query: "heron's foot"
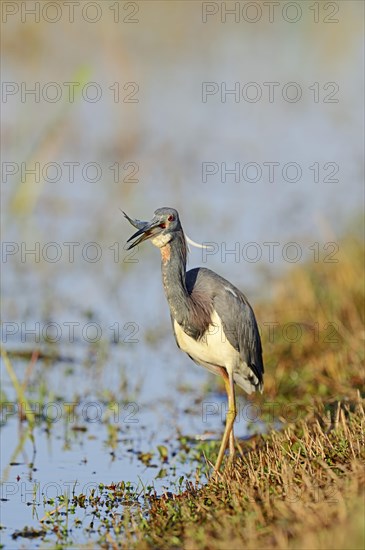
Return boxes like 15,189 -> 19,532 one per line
226,453 -> 235,468
213,443 -> 234,472
212,435 -> 243,473
229,431 -> 235,457
235,437 -> 244,459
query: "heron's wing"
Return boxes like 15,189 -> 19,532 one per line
212,282 -> 264,387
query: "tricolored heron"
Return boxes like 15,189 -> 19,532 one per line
125,207 -> 264,471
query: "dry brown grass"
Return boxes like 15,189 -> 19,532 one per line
128,399 -> 364,550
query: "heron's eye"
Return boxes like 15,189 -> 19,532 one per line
168,214 -> 174,221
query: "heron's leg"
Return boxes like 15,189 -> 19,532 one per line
222,376 -> 235,457
215,371 -> 236,471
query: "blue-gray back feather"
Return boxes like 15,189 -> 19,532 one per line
184,267 -> 264,386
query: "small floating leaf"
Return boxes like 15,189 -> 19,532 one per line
137,452 -> 153,466
155,468 -> 168,479
157,445 -> 169,462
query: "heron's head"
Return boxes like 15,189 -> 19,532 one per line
125,207 -> 182,250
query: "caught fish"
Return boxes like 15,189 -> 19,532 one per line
121,210 -> 148,230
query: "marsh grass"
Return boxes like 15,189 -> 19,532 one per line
132,402 -> 364,550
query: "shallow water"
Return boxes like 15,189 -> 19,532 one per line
1,343 -> 267,545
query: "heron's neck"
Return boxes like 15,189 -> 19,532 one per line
160,232 -> 190,325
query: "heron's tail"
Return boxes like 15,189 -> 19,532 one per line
234,371 -> 263,394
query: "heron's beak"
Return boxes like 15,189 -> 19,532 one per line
126,217 -> 163,250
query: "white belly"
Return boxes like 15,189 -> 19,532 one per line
173,310 -> 239,371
